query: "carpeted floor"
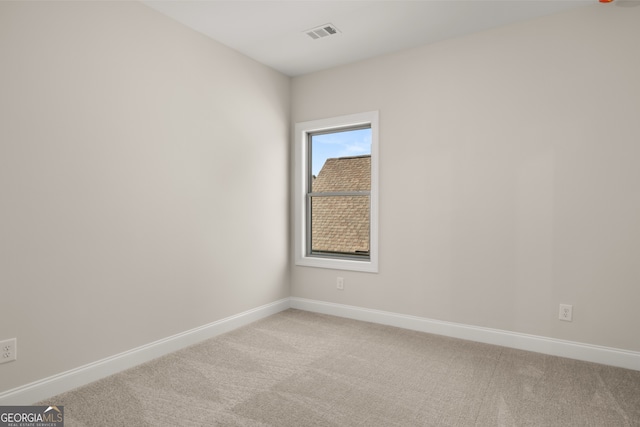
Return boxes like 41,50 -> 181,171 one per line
37,309 -> 640,426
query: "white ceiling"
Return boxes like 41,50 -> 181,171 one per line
142,0 -> 594,76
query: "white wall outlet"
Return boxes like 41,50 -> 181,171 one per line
559,304 -> 573,322
336,277 -> 344,290
0,338 -> 17,364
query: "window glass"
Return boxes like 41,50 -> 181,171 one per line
308,127 -> 371,258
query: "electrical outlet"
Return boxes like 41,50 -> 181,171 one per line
0,338 -> 17,364
336,277 -> 344,290
559,304 -> 573,322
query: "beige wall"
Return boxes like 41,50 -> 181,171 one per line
0,1 -> 290,393
291,5 -> 640,352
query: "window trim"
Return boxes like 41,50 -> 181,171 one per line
294,111 -> 379,273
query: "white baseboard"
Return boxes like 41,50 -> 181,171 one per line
3,296 -> 637,405
0,298 -> 290,406
290,297 -> 640,372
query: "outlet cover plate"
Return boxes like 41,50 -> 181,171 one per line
559,304 -> 573,321
0,338 -> 17,364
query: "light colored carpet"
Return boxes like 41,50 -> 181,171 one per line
37,309 -> 640,426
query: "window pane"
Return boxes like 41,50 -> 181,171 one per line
310,127 -> 371,187
311,195 -> 370,256
309,127 -> 372,257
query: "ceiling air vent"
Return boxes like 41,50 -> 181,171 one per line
305,24 -> 340,40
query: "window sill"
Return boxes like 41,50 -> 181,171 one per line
295,255 -> 378,273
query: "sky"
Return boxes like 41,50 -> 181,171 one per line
311,128 -> 371,176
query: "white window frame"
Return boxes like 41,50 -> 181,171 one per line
294,111 -> 379,273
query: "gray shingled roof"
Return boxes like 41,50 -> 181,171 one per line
311,155 -> 370,255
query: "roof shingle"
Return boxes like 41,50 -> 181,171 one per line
311,155 -> 370,255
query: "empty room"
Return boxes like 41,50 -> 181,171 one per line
1,0 -> 639,425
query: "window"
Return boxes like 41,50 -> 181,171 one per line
294,111 -> 378,272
